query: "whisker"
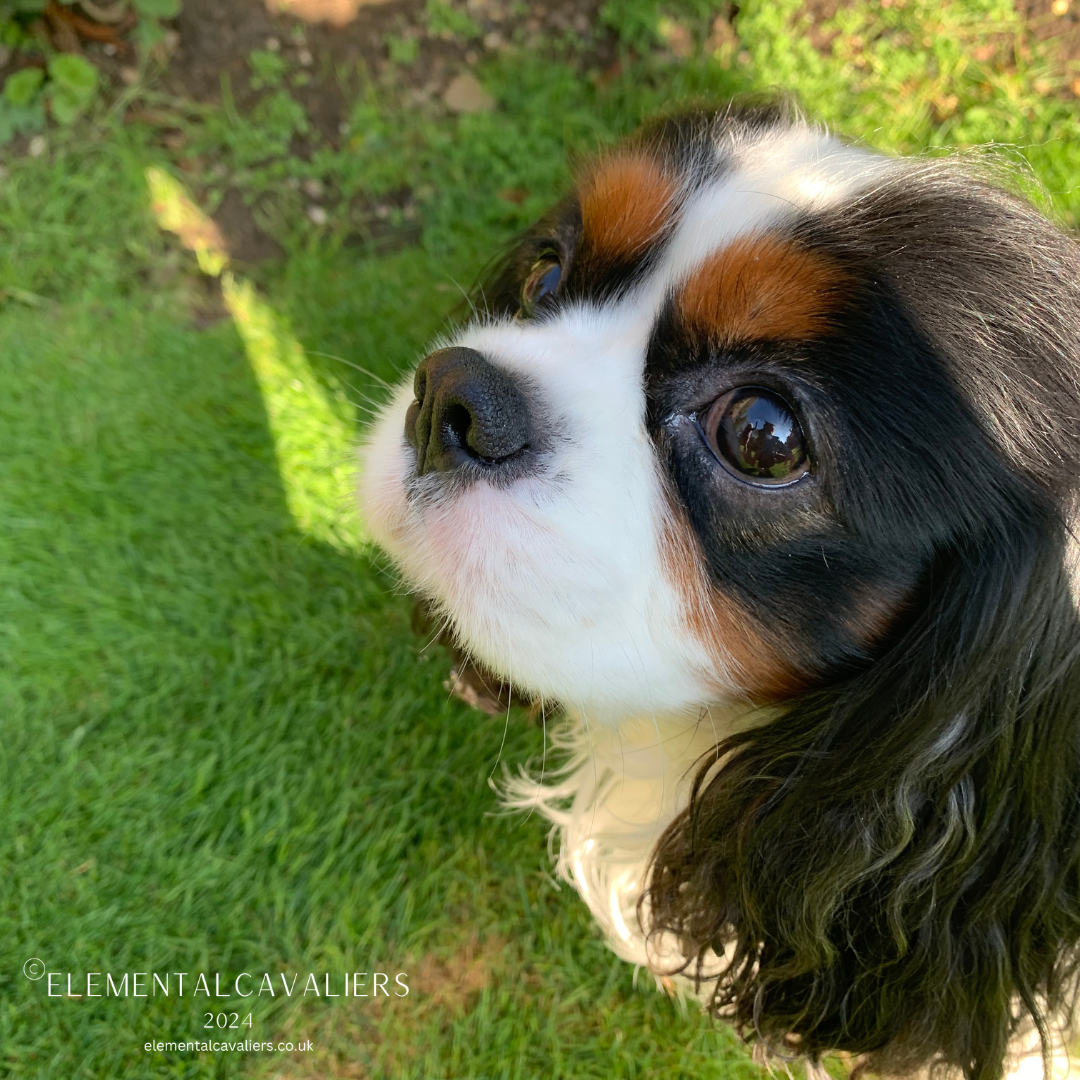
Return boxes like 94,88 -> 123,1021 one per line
307,350 -> 396,389
489,659 -> 514,781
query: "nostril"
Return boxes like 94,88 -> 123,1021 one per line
442,402 -> 529,465
442,403 -> 472,453
404,398 -> 422,452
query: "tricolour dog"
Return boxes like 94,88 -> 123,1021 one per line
360,101 -> 1080,1080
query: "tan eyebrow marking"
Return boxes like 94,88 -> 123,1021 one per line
677,235 -> 852,345
577,154 -> 678,262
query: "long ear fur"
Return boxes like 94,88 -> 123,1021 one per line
646,487 -> 1080,1080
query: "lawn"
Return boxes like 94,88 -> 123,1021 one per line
0,0 -> 1078,1076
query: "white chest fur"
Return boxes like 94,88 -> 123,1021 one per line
503,706 -> 754,974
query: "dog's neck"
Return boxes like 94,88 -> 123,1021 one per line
504,701 -> 757,971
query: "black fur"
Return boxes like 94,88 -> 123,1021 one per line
477,100 -> 801,318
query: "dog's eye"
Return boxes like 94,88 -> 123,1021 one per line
518,254 -> 562,317
702,387 -> 809,486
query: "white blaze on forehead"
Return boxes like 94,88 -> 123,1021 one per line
358,122 -> 896,719
659,126 -> 899,296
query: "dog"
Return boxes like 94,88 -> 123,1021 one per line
358,101 -> 1080,1080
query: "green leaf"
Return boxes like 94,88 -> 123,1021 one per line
47,54 -> 98,96
134,17 -> 165,48
0,99 -> 45,142
45,55 -> 98,124
2,67 -> 43,108
130,0 -> 181,16
386,34 -> 419,65
248,48 -> 287,90
424,0 -> 481,40
48,84 -> 86,125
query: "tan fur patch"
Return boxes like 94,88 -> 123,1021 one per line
660,496 -> 805,702
578,154 -> 677,261
678,235 -> 851,345
846,582 -> 910,650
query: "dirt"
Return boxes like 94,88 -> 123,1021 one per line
265,935 -> 527,1079
798,0 -> 1080,73
161,0 -> 1080,265
169,0 -> 614,141
6,0 -> 1078,266
12,0 -> 1080,139
1017,0 -> 1080,73
159,0 -> 619,261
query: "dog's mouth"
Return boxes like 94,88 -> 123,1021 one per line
359,319 -> 734,719
411,599 -> 536,716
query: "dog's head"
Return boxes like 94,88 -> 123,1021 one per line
360,102 -> 1080,1079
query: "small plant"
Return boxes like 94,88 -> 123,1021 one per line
385,33 -> 419,65
424,0 -> 481,41
0,0 -> 182,141
0,51 -> 98,135
598,0 -> 719,51
46,53 -> 98,123
248,48 -> 287,90
0,65 -> 45,140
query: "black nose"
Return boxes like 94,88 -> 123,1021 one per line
405,347 -> 530,476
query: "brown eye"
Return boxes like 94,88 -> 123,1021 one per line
702,387 -> 809,486
518,254 -> 562,317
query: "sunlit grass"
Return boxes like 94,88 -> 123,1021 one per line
223,274 -> 362,551
736,0 -> 1080,222
147,165 -> 362,552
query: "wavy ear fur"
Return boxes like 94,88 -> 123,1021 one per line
647,490 -> 1080,1080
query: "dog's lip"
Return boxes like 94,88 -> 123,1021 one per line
401,445 -> 546,500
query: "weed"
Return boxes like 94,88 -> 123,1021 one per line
424,0 -> 482,42
385,33 -> 420,66
249,48 -> 289,91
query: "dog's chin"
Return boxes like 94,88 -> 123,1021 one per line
359,386 -> 734,722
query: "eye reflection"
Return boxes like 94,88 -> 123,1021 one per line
703,387 -> 808,486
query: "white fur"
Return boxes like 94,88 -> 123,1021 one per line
359,122 -> 894,720
502,704 -> 762,975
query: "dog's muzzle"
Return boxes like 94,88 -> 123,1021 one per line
405,347 -> 531,477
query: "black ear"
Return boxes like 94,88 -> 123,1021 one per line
646,486 -> 1080,1080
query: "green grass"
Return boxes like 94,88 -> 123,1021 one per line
0,0 -> 1078,1076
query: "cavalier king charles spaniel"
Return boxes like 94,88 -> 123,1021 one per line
359,101 -> 1080,1080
